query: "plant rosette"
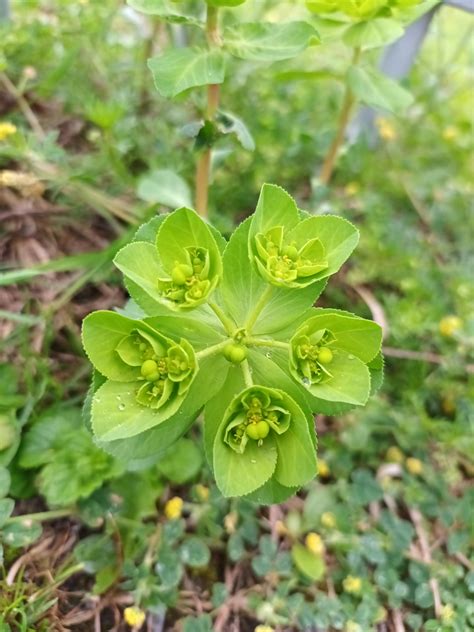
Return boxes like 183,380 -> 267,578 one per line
213,386 -> 316,497
82,311 -> 198,441
82,184 -> 383,501
289,311 -> 382,408
113,207 -> 223,311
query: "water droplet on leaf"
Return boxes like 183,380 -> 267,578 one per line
118,403 -> 126,411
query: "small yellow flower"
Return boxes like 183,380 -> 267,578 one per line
318,459 -> 330,478
406,457 -> 423,475
441,603 -> 455,623
164,496 -> 183,520
344,181 -> 360,197
321,511 -> 337,529
439,315 -> 462,337
345,622 -> 362,632
254,626 -> 274,632
442,126 -> 458,141
0,122 -> 17,141
343,575 -> 362,594
124,606 -> 146,628
224,510 -> 238,534
195,484 -> 209,502
376,117 -> 397,141
275,519 -> 289,537
305,532 -> 325,556
375,606 -> 387,623
386,446 -> 404,464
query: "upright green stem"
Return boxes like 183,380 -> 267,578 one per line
6,508 -> 74,523
319,47 -> 361,186
245,285 -> 273,332
245,337 -> 289,350
208,300 -> 236,336
241,360 -> 253,388
196,339 -> 229,360
195,5 -> 220,218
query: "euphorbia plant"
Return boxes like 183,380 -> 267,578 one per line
82,184 -> 383,503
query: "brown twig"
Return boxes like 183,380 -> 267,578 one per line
383,345 -> 474,373
354,284 -> 389,339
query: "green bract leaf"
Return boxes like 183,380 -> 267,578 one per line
148,48 -> 225,98
343,18 -> 404,49
292,542 -> 326,581
224,22 -> 319,62
249,185 -> 358,289
289,313 -> 376,405
348,66 -> 414,114
213,385 -> 316,497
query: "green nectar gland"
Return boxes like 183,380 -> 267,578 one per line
318,347 -> 333,364
223,342 -> 248,364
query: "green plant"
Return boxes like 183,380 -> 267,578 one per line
82,184 -> 383,501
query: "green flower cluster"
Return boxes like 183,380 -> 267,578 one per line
307,0 -> 421,19
158,246 -> 216,309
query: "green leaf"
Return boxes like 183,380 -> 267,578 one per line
0,497 -> 14,527
305,350 -> 371,406
145,314 -> 225,349
114,242 -> 167,311
213,427 -> 277,497
92,379 -> 184,441
302,310 -> 382,363
348,66 -> 414,114
224,22 -> 319,62
204,364 -> 240,466
137,169 -> 192,208
0,467 -> 10,498
216,111 -> 255,151
249,184 -> 300,244
2,520 -> 42,548
133,215 -> 166,243
286,215 -> 359,281
180,537 -> 211,568
127,0 -> 202,24
343,18 -> 404,49
292,542 -> 326,581
157,438 -> 203,484
156,207 -> 223,278
244,478 -> 298,505
148,48 -> 225,98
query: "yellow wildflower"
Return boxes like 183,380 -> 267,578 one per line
0,122 -> 17,141
195,484 -> 209,502
124,606 -> 146,628
375,606 -> 387,623
321,511 -> 337,529
441,604 -> 455,623
164,496 -> 183,520
345,622 -> 362,632
386,446 -> 404,464
442,126 -> 458,141
318,459 -> 330,478
343,575 -> 362,594
344,181 -> 360,197
406,457 -> 423,475
255,626 -> 274,632
275,520 -> 288,537
305,532 -> 325,556
224,510 -> 238,534
439,315 -> 462,337
376,117 -> 397,141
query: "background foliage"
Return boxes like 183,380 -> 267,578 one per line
0,1 -> 472,631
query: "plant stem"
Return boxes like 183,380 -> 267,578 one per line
241,360 -> 253,388
196,339 -> 229,359
6,508 -> 74,524
208,300 -> 236,336
195,5 -> 220,218
0,71 -> 45,139
245,285 -> 273,332
244,337 -> 289,350
319,47 -> 361,186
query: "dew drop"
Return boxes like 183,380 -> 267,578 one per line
118,403 -> 126,411
251,459 -> 257,464
95,398 -> 101,404
302,377 -> 311,388
348,354 -> 355,360
116,395 -> 122,401
265,352 -> 272,358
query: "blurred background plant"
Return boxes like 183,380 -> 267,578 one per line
0,0 -> 472,630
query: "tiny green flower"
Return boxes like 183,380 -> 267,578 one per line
223,387 -> 291,454
253,225 -> 328,288
158,246 -> 215,309
290,327 -> 336,387
223,342 -> 248,364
